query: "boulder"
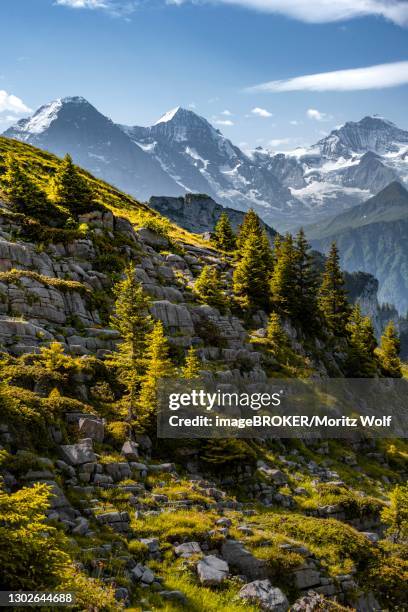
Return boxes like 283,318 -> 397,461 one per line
238,580 -> 289,612
197,555 -> 229,586
221,540 -> 268,580
121,440 -> 139,461
78,417 -> 104,442
59,439 -> 96,466
174,542 -> 201,557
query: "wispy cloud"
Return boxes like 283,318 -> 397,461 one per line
214,119 -> 234,126
251,107 -> 273,117
221,109 -> 233,116
55,0 -> 137,17
0,90 -> 31,114
167,0 -> 408,26
307,108 -> 330,121
246,61 -> 408,93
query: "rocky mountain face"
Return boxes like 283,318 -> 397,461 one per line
3,97 -> 183,201
0,138 -> 407,611
6,99 -> 407,232
308,182 -> 408,315
148,192 -> 277,240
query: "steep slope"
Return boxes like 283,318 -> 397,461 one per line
148,192 -> 277,240
3,96 -> 183,201
122,106 -> 297,222
0,138 -> 407,611
308,182 -> 408,313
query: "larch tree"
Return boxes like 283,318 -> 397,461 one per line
52,154 -> 94,214
108,264 -> 151,418
346,303 -> 377,376
212,212 -> 236,251
376,320 -> 402,378
318,242 -> 350,335
233,230 -> 272,311
3,154 -> 50,217
182,346 -> 201,379
193,265 -> 228,313
270,233 -> 296,318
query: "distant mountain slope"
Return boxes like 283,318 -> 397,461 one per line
308,182 -> 408,313
4,100 -> 408,230
3,97 -> 183,201
148,193 -> 277,241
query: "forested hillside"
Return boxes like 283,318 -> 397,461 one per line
0,137 -> 407,611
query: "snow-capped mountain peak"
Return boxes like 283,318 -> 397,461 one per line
154,106 -> 182,125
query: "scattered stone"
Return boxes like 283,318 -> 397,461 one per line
197,555 -> 229,586
221,540 -> 268,580
121,440 -> 139,461
174,542 -> 201,557
78,417 -> 104,443
59,439 -> 96,466
238,579 -> 289,611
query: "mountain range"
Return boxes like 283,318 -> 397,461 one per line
4,97 -> 408,231
307,181 -> 408,314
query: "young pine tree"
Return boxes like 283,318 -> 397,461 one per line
293,228 -> 318,326
346,304 -> 377,376
52,154 -> 95,214
236,208 -> 263,251
2,154 -> 50,217
108,265 -> 151,417
193,265 -> 228,313
318,242 -> 350,335
270,233 -> 297,318
212,212 -> 236,252
233,230 -> 272,311
137,320 -> 174,432
182,346 -> 201,379
376,321 -> 402,378
266,312 -> 290,360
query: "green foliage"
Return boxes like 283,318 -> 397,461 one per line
346,304 -> 378,376
182,346 -> 201,378
0,269 -> 88,295
200,439 -> 257,467
107,264 -> 152,417
0,483 -> 70,589
1,153 -> 58,221
193,265 -> 228,313
51,153 -> 96,215
293,228 -> 319,326
381,483 -> 408,542
233,230 -> 272,311
318,242 -> 350,335
212,212 -> 236,251
376,321 -> 402,377
266,312 -> 290,360
270,233 -> 296,318
236,208 -> 262,250
137,320 -> 174,432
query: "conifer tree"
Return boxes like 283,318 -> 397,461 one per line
3,154 -> 50,217
137,320 -> 174,431
376,321 -> 402,378
270,233 -> 296,318
193,265 -> 228,313
182,346 -> 201,379
293,228 -> 318,325
108,265 -> 151,416
233,230 -> 272,311
212,212 -> 236,251
236,208 -> 263,250
318,242 -> 350,335
52,154 -> 94,214
346,304 -> 377,376
266,312 -> 290,360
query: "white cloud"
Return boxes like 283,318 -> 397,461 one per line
214,119 -> 234,126
269,137 -> 292,147
167,0 -> 408,26
307,108 -> 329,121
55,0 -> 137,16
0,90 -> 31,114
221,109 -> 233,115
246,61 -> 408,93
251,107 -> 273,117
290,119 -> 300,125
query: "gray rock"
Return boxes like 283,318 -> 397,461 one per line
78,417 -> 104,442
59,440 -> 96,466
238,580 -> 289,611
174,541 -> 201,557
121,440 -> 139,461
159,590 -> 187,604
221,540 -> 268,580
197,555 -> 229,586
292,567 -> 321,590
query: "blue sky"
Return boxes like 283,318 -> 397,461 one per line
1,0 -> 407,150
